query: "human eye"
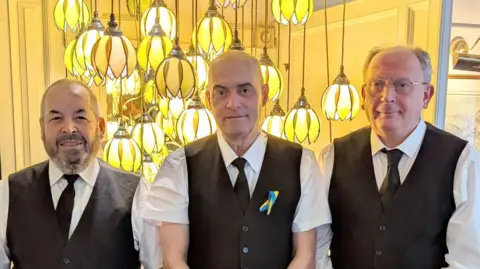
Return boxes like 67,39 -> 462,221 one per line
394,81 -> 412,93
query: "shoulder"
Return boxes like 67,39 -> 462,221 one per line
425,122 -> 468,146
98,159 -> 141,193
8,161 -> 49,182
334,126 -> 371,145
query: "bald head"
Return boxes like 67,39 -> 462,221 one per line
208,50 -> 263,92
363,46 -> 432,83
41,79 -> 100,119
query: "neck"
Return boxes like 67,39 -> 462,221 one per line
223,129 -> 261,157
376,121 -> 419,148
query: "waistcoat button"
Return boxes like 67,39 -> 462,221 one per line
242,247 -> 249,254
62,258 -> 70,264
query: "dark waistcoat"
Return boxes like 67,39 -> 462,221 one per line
185,134 -> 303,269
7,160 -> 141,269
329,123 -> 467,269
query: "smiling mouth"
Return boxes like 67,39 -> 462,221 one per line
59,141 -> 83,147
226,116 -> 246,119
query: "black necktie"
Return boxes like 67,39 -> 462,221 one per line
56,174 -> 79,243
231,158 -> 250,213
380,149 -> 403,209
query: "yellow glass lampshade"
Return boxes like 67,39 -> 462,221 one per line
261,101 -> 286,139
259,49 -> 284,102
141,1 -> 176,39
64,38 -> 84,77
141,154 -> 159,183
176,95 -> 217,145
186,46 -> 210,91
54,0 -> 90,32
144,78 -> 159,105
155,46 -> 197,100
105,69 -> 141,96
75,12 -> 105,86
321,67 -> 361,121
193,6 -> 233,60
284,93 -> 320,144
103,123 -> 142,172
271,0 -> 314,25
159,97 -> 185,119
138,24 -> 173,73
155,110 -> 175,138
131,114 -> 166,155
127,0 -> 151,17
92,15 -> 137,80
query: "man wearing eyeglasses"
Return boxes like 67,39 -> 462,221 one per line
318,46 -> 480,269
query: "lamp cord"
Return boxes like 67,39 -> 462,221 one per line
325,0 -> 333,142
301,23 -> 306,95
341,0 -> 346,67
263,0 -> 267,50
286,24 -> 291,111
250,0 -> 254,54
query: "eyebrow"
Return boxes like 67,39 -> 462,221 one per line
47,108 -> 86,116
213,83 -> 255,89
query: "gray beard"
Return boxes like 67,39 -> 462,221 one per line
45,130 -> 101,175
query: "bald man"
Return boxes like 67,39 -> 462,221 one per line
140,50 -> 332,269
318,46 -> 480,269
0,79 -> 161,269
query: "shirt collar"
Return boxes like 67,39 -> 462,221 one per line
370,119 -> 426,157
217,131 -> 267,173
49,158 -> 100,187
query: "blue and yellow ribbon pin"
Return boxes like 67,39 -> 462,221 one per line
259,191 -> 279,215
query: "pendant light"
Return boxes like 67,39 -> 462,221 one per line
259,0 -> 283,101
54,0 -> 90,33
186,0 -> 210,92
75,0 -> 105,86
194,0 -> 233,60
271,0 -> 314,25
262,23 -> 286,138
284,23 -> 320,144
103,122 -> 142,172
137,0 -> 174,73
127,0 -> 150,18
92,0 -> 137,80
155,0 -> 197,102
229,0 -> 244,50
140,0 -> 176,39
321,0 -> 360,121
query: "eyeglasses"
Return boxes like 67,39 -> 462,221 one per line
365,79 -> 429,95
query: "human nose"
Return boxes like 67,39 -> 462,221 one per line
226,91 -> 241,109
61,118 -> 78,134
380,82 -> 396,103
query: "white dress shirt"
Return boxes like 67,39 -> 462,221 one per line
318,119 -> 480,269
141,132 -> 333,268
0,158 -> 162,269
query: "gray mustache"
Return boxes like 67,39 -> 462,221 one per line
56,133 -> 86,145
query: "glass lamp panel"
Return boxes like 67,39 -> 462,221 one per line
180,60 -> 196,99
284,109 -> 297,142
307,109 -> 320,143
280,0 -> 295,23
294,109 -> 309,143
93,36 -> 110,77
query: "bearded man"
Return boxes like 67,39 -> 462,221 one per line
0,79 -> 160,269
